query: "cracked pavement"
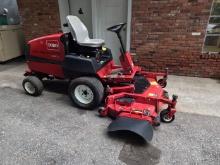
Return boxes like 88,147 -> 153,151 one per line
0,58 -> 219,165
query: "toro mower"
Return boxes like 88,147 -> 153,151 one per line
22,16 -> 178,142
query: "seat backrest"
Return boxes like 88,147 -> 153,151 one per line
66,16 -> 89,43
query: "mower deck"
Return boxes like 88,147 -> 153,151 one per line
99,76 -> 177,142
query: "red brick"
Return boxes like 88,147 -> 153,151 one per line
17,0 -> 61,41
131,0 -> 220,78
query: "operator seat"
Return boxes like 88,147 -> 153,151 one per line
66,16 -> 105,47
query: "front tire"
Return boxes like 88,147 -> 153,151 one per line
68,77 -> 104,109
22,76 -> 44,96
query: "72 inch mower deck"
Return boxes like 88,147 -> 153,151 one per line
22,16 -> 178,142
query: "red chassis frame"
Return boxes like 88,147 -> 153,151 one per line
97,52 -> 168,84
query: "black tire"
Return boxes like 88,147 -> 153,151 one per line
68,77 -> 104,109
22,76 -> 44,96
160,109 -> 175,123
158,79 -> 167,88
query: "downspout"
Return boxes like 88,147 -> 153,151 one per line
68,0 -> 71,14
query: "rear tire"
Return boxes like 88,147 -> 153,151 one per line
68,77 -> 104,109
22,76 -> 44,96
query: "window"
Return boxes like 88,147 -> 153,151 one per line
203,0 -> 220,53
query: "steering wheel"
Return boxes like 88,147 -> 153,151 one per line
107,23 -> 127,34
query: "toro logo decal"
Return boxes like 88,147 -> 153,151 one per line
46,40 -> 59,50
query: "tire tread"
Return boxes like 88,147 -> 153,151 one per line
68,77 -> 104,109
22,76 -> 43,96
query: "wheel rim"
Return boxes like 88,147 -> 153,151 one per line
74,85 -> 94,105
163,114 -> 172,122
24,82 -> 36,94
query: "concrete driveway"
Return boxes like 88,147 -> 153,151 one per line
0,58 -> 219,165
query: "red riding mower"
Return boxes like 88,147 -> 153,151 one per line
22,16 -> 178,142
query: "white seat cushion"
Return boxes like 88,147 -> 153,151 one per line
67,16 -> 105,47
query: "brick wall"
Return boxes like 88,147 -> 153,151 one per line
17,0 -> 61,41
17,0 -> 220,78
131,0 -> 220,78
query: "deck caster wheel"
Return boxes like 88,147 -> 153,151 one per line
68,77 -> 104,109
22,76 -> 44,96
158,79 -> 167,88
160,109 -> 175,123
